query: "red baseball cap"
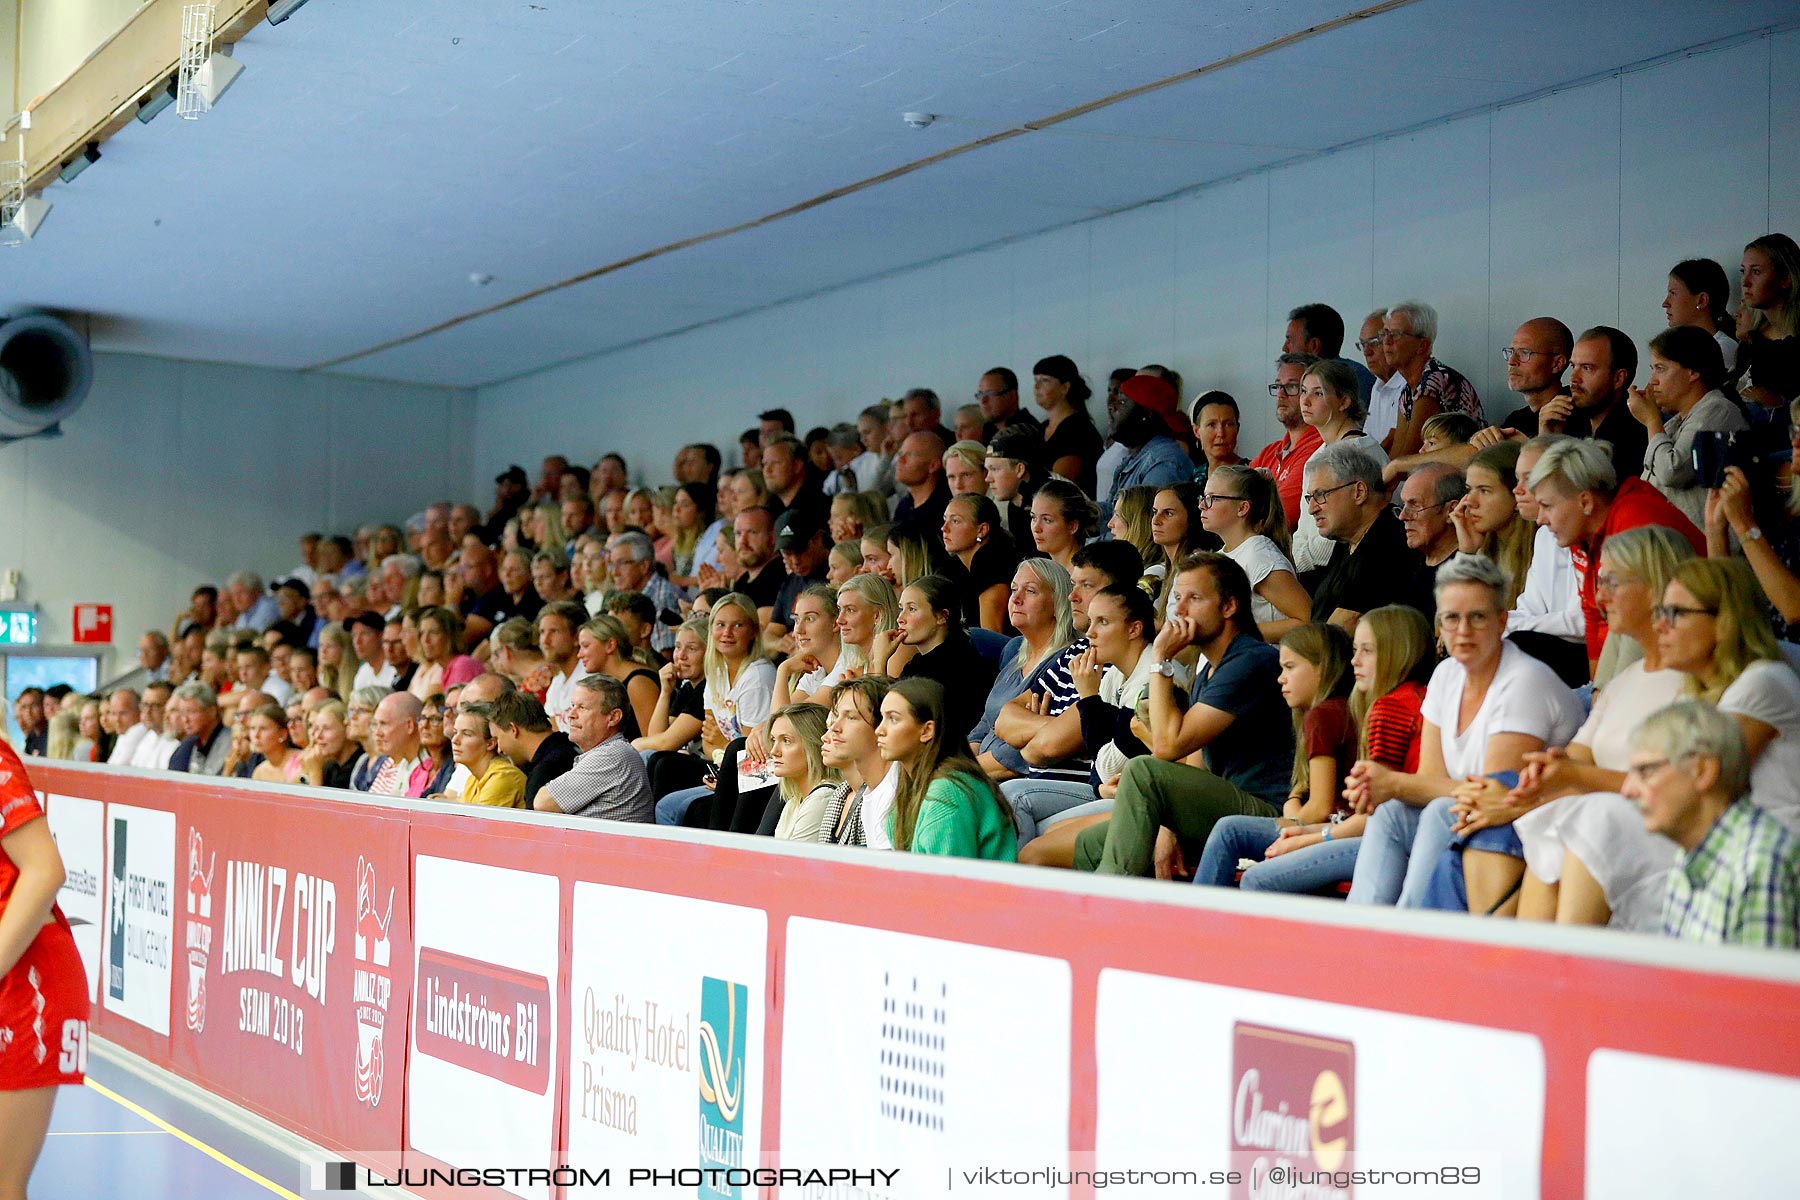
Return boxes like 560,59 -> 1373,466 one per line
1119,374 -> 1188,436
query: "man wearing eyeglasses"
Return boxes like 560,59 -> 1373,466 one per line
1480,318 -> 1575,443
974,368 -> 1040,441
1248,353 -> 1323,528
1625,700 -> 1800,948
1304,440 -> 1434,629
1397,465 -> 1467,577
1384,300 -> 1483,461
1358,310 -> 1405,450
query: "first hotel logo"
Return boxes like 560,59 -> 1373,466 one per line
1229,1022 -> 1355,1199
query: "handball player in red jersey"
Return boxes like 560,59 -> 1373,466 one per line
0,739 -> 88,1200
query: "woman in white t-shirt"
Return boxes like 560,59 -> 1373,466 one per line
1199,465 -> 1311,641
773,585 -> 848,708
1507,527 -> 1695,929
1658,557 -> 1800,835
1289,360 -> 1389,577
1344,555 -> 1585,911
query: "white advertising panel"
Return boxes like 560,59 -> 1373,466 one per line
1095,971 -> 1543,1199
43,793 -> 104,1003
564,884 -> 767,1199
780,918 -> 1071,1199
1587,1049 -> 1800,1199
408,856 -> 560,1200
101,803 -> 175,1035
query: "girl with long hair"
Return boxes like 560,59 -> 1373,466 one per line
859,523 -> 897,584
1448,442 -> 1534,610
1105,486 -> 1161,580
316,622 -> 360,699
766,703 -> 843,841
1033,354 -> 1103,495
876,678 -> 1017,859
1193,623 -> 1356,888
774,585 -> 846,707
1664,257 -> 1738,372
942,493 -> 1017,633
577,614 -> 661,738
834,573 -> 899,673
1735,232 -> 1800,412
872,574 -> 996,744
299,699 -> 364,789
634,617 -> 710,755
669,482 -> 716,589
1197,467 -> 1308,639
887,521 -> 956,589
1029,479 -> 1099,572
248,703 -> 304,783
0,743 -> 90,1196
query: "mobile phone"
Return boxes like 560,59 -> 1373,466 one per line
1692,430 -> 1763,488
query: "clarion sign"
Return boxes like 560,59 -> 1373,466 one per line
413,946 -> 552,1094
1229,1022 -> 1355,1200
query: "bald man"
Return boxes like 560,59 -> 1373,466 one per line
893,431 -> 951,531
366,692 -> 424,796
1470,316 -> 1576,450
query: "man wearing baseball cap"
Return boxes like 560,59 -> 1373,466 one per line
1103,373 -> 1194,515
767,506 -> 832,648
985,427 -> 1044,548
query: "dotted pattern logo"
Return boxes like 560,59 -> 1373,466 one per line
878,971 -> 945,1132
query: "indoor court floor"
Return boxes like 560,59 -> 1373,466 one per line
33,1043 -> 330,1200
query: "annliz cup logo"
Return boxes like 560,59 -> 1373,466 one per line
352,856 -> 394,1107
1229,1022 -> 1356,1200
183,828 -> 216,1033
696,976 -> 747,1200
107,817 -> 128,1002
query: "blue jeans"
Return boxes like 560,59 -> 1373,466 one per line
1001,778 -> 1100,843
1347,796 -> 1457,906
1194,815 -> 1361,894
657,784 -> 711,826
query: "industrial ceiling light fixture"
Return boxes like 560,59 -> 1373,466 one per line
136,76 -> 179,124
58,143 -> 100,184
177,5 -> 243,119
9,195 -> 51,241
266,0 -> 313,24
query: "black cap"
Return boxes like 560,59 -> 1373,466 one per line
274,577 -> 310,598
495,464 -> 528,486
774,504 -> 827,552
986,427 -> 1044,468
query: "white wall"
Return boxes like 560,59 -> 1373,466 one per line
474,30 -> 1800,490
0,352 -> 473,676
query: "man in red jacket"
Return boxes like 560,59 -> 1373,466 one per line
1529,436 -> 1703,675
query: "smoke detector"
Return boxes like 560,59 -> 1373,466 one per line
902,112 -> 935,130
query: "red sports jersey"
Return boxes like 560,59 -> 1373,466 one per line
0,741 -> 89,1088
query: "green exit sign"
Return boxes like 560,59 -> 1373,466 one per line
0,611 -> 37,646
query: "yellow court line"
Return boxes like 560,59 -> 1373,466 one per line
82,1078 -> 305,1200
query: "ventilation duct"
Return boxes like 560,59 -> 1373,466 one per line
0,313 -> 93,439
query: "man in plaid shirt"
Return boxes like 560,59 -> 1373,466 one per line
1625,700 -> 1800,949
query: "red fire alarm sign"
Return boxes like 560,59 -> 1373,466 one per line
73,603 -> 113,643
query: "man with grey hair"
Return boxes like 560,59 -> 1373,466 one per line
380,554 -> 423,620
1359,309 -> 1406,449
228,570 -> 280,632
1528,437 -> 1701,670
138,630 -> 171,682
1624,700 -> 1800,947
1306,440 -> 1433,626
1249,352 -> 1323,528
1396,463 -> 1467,573
604,530 -> 681,652
1382,300 -> 1482,460
168,683 -> 230,775
535,675 -> 654,822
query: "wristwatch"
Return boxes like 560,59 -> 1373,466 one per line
1745,526 -> 1765,543
1154,659 -> 1181,679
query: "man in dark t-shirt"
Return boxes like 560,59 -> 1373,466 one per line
1306,442 -> 1434,626
730,506 -> 789,621
490,691 -> 580,810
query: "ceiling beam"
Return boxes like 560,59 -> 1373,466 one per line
15,0 -> 264,192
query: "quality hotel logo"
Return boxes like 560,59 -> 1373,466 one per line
1229,1022 -> 1355,1199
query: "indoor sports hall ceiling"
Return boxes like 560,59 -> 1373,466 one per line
4,0 -> 1795,387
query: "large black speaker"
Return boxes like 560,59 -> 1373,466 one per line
0,312 -> 92,439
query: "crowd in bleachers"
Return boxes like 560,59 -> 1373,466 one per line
20,233 -> 1800,948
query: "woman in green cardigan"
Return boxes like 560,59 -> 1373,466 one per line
875,678 -> 1018,861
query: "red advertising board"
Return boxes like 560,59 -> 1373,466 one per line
168,791 -> 411,1164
